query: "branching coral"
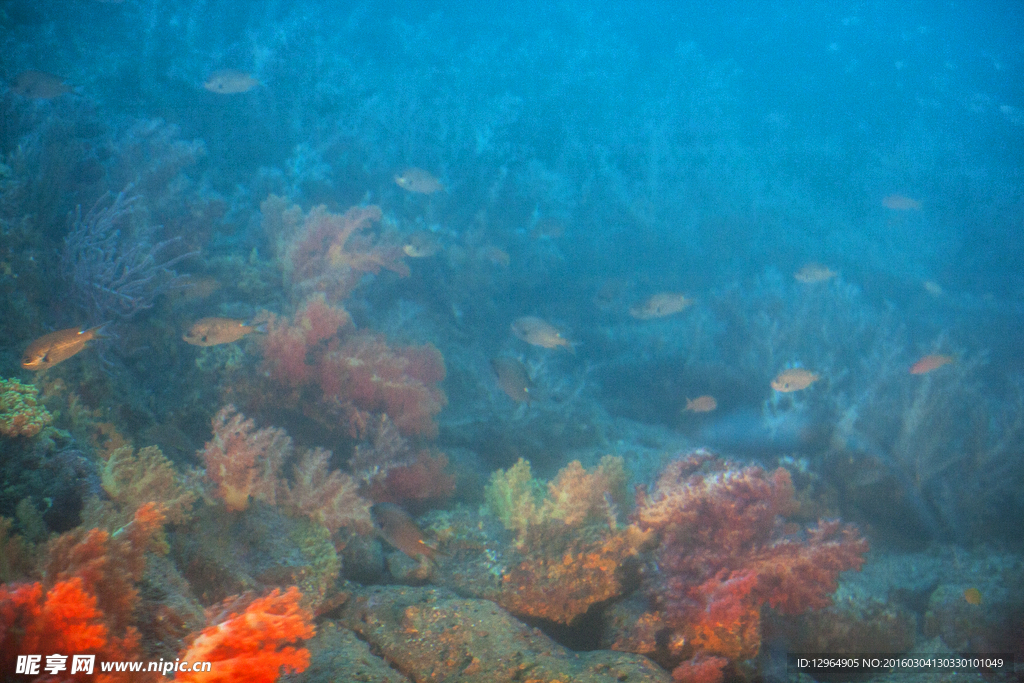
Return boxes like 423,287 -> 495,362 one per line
285,447 -> 373,535
482,456 -> 650,624
262,195 -> 408,303
260,299 -> 448,439
631,449 -> 868,678
176,586 -> 315,683
0,377 -> 53,438
199,405 -> 291,512
44,502 -> 168,632
62,188 -> 194,322
198,406 -> 374,539
0,578 -> 111,679
100,445 -> 196,523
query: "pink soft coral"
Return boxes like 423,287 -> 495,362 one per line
176,587 -> 315,683
199,405 -> 291,511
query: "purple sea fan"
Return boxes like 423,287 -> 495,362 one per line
61,188 -> 195,322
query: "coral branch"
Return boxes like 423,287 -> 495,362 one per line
177,586 -> 315,683
200,405 -> 291,511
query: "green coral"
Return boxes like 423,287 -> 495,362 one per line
484,456 -> 630,545
0,378 -> 53,438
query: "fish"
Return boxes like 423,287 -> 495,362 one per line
909,354 -> 953,375
771,368 -> 820,392
478,245 -> 510,267
629,293 -> 693,319
203,69 -> 260,94
394,168 -> 444,194
371,503 -> 438,561
11,70 -> 73,99
963,587 -> 982,605
530,217 -> 565,240
882,194 -> 922,211
22,325 -> 105,370
923,280 -> 944,297
794,263 -> 837,283
183,317 -> 261,346
511,316 -> 574,352
684,395 -> 717,413
402,232 -> 440,258
491,357 -> 532,403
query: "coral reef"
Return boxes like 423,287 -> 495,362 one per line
100,444 -> 196,523
443,456 -> 652,624
260,296 -> 447,439
176,586 -> 315,683
630,450 -> 868,679
62,189 -> 193,323
262,196 -> 408,303
0,578 -> 117,681
198,405 -> 373,536
0,377 -> 52,438
199,405 -> 292,512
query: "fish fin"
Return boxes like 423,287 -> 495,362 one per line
86,321 -> 114,337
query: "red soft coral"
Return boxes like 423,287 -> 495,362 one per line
177,586 -> 314,683
633,449 -> 868,666
318,332 -> 447,438
261,295 -> 353,387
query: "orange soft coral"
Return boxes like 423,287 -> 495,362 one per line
44,502 -> 168,632
177,587 -> 315,683
0,578 -> 106,668
200,405 -> 291,511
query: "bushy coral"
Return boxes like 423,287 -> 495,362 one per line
260,298 -> 447,439
631,449 -> 868,677
262,196 -> 408,303
44,502 -> 168,632
199,406 -> 374,538
285,447 -> 373,535
0,578 -> 110,679
0,377 -> 52,438
199,405 -> 291,512
176,586 -> 315,683
482,456 -> 651,624
100,445 -> 196,523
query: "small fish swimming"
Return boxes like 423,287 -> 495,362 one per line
478,245 -> 510,267
794,263 -> 837,283
882,194 -> 922,211
963,587 -> 982,605
684,395 -> 717,413
530,217 -> 565,240
403,232 -> 441,258
203,69 -> 260,94
909,354 -> 953,375
922,280 -> 944,297
771,368 -> 820,392
511,316 -> 574,352
491,356 -> 532,403
22,325 -> 104,370
183,317 -> 261,346
11,70 -> 73,99
394,168 -> 444,194
629,293 -> 693,319
371,503 -> 438,561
